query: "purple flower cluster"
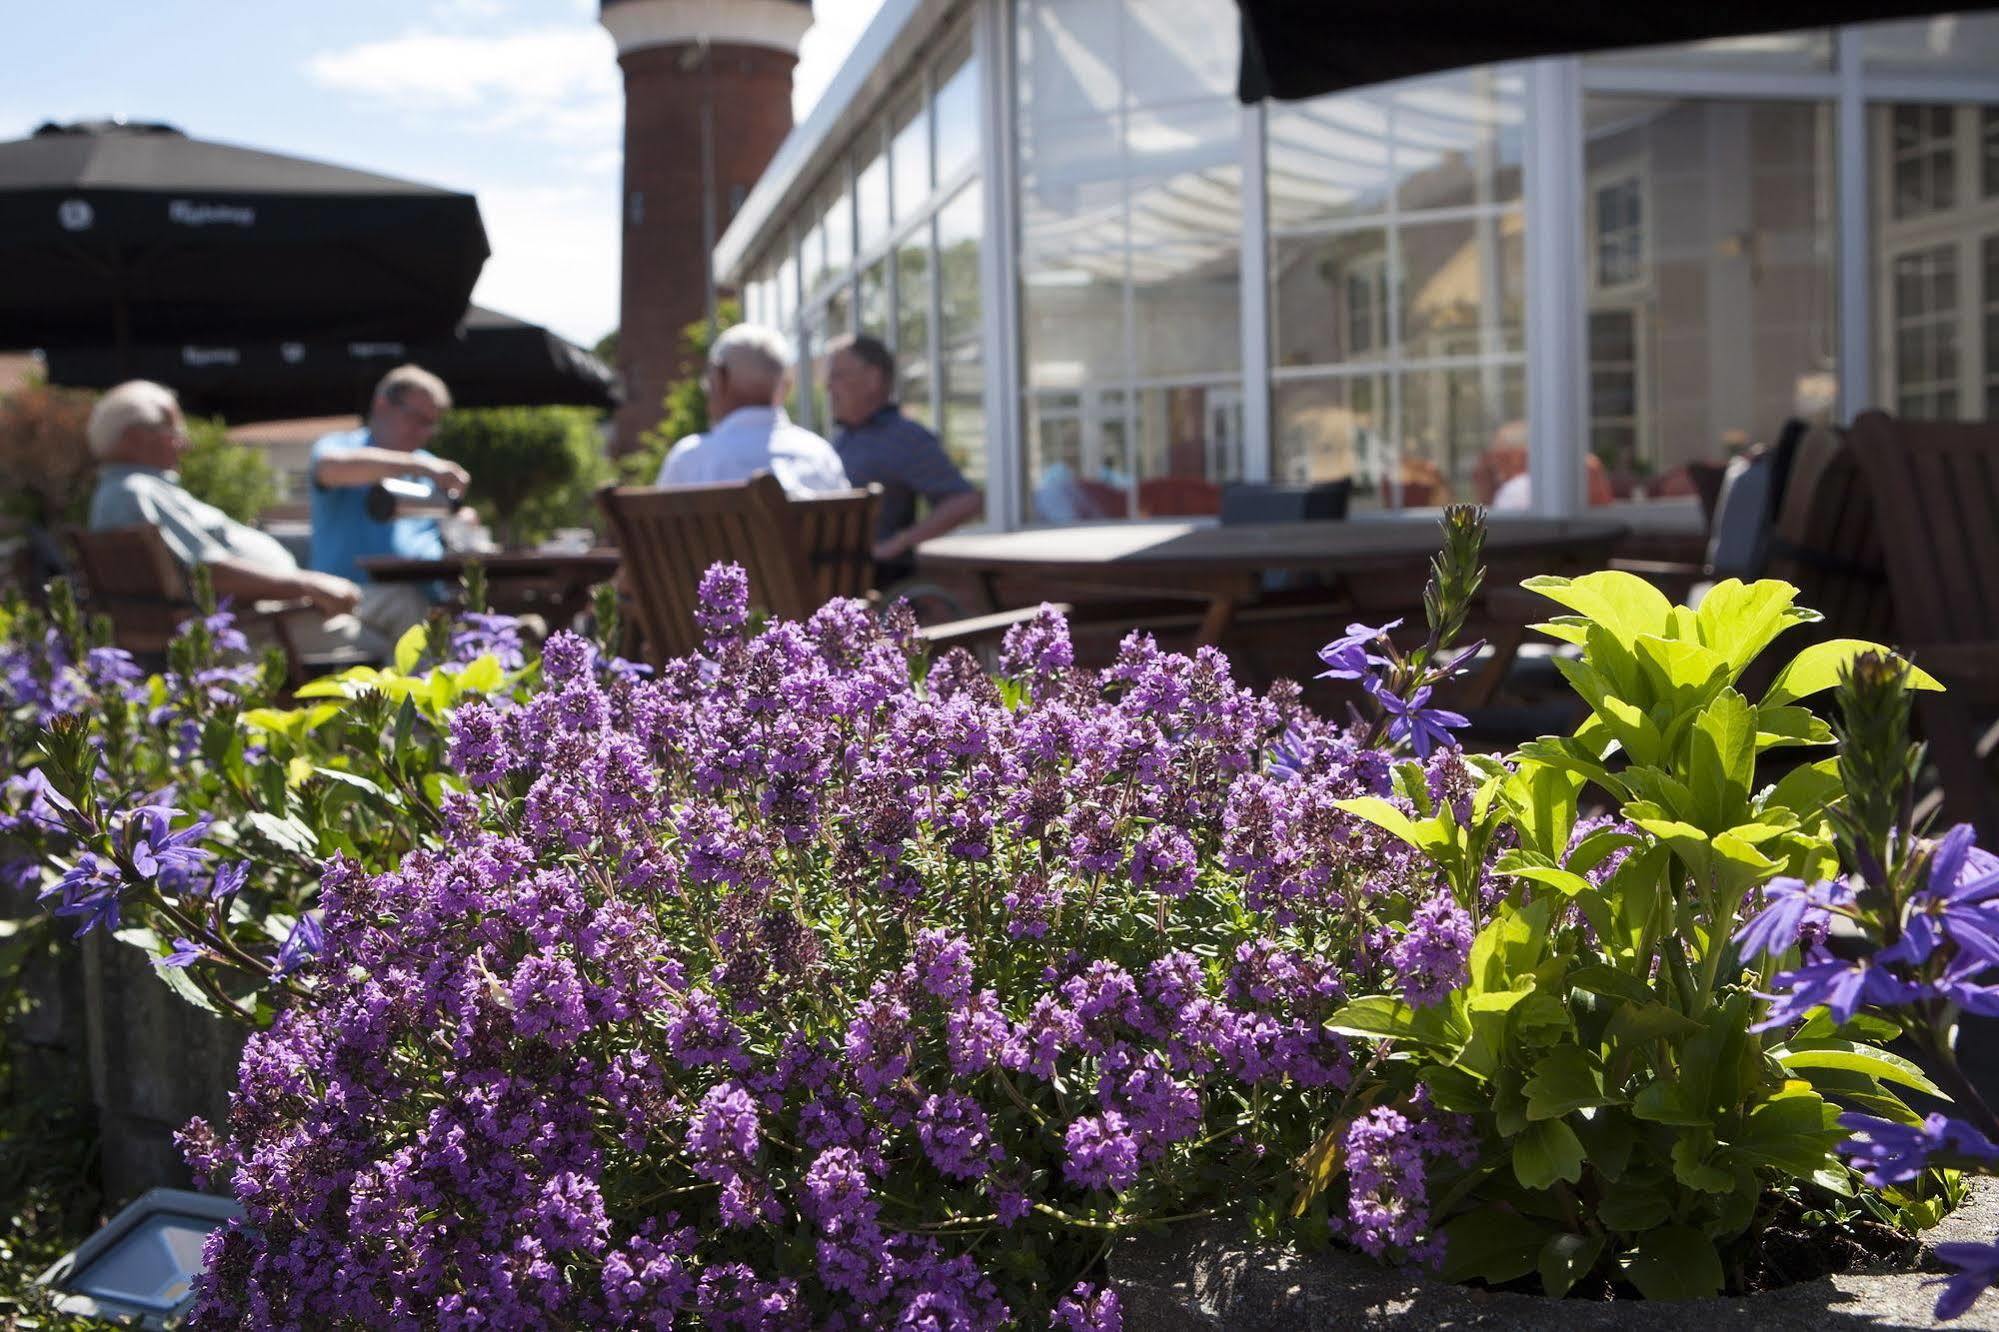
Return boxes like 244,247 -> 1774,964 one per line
182,571 -> 1491,1327
1332,1096 -> 1477,1268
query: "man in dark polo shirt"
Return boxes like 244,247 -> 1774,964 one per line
824,334 -> 983,581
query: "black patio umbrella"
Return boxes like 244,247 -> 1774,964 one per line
42,305 -> 621,422
1236,1 -> 1999,101
0,119 -> 488,350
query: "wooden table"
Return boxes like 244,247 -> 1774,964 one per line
359,549 -> 622,628
916,515 -> 1629,648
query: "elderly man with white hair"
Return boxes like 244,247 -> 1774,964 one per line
657,324 -> 849,495
85,380 -> 401,657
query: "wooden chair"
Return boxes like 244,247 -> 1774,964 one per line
1848,411 -> 1999,841
64,525 -> 368,684
598,473 -> 1054,668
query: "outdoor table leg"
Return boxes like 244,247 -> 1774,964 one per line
1195,595 -> 1239,648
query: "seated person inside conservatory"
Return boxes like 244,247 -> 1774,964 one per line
85,379 -> 401,659
656,323 -> 850,496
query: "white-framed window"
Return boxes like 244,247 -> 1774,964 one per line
1589,172 -> 1645,293
1891,104 -> 1957,220
1587,306 -> 1646,472
1875,102 -> 1999,420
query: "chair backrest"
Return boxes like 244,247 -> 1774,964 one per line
1704,448 -> 1776,577
1220,479 -> 1353,525
792,484 -> 883,606
598,472 -> 866,665
1848,410 -> 1999,646
67,524 -> 187,602
64,525 -> 194,654
1137,476 -> 1221,517
1762,424 -> 1893,646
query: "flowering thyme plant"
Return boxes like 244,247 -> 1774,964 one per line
176,531 -> 1506,1328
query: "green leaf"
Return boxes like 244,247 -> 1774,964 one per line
1763,758 -> 1844,824
244,810 -> 319,856
1693,579 -> 1815,676
1502,763 -> 1581,861
156,963 -> 220,1014
1419,1064 -> 1488,1114
1567,964 -> 1656,1006
1538,1231 -> 1606,1299
1632,1078 -> 1708,1128
1468,901 -> 1553,995
1605,999 -> 1704,1045
1325,995 -> 1465,1045
1633,634 -> 1732,716
1671,1135 -> 1734,1193
1729,1086 -> 1845,1176
1565,828 -> 1644,878
1773,1040 -> 1946,1098
1762,639 -> 1943,708
1597,1177 -> 1671,1232
454,654 -> 508,697
1441,1206 -> 1552,1284
393,623 -> 427,675
309,766 -> 400,805
1523,571 -> 1675,647
1688,688 -> 1756,831
1622,1225 -> 1724,1300
1524,1045 -> 1621,1120
1512,1117 -> 1585,1190
1752,704 -> 1835,752
1573,1109 -> 1637,1182
1500,863 -> 1599,899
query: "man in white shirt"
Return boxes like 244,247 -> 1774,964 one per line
657,324 -> 849,495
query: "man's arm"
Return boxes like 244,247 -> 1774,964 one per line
314,446 -> 468,496
204,558 -> 361,619
876,489 -> 983,562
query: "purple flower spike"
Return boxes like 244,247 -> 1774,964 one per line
1366,680 -> 1467,759
1315,620 -> 1399,682
1930,1240 -> 1999,1321
1050,1282 -> 1123,1331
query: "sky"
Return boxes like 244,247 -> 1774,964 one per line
3,0 -> 887,348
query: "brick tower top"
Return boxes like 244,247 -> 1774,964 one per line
599,0 -> 812,453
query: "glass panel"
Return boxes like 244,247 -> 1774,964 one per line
1272,375 -> 1387,489
857,149 -> 891,255
1399,214 -> 1524,360
1266,69 -> 1524,232
1128,100 -> 1241,380
1020,112 -> 1123,279
800,207 -> 826,306
896,225 -> 933,424
1861,13 -> 1999,74
776,251 -> 797,327
891,96 -> 931,221
823,184 -> 854,283
1017,0 -> 1121,123
858,260 -> 890,340
1272,228 -> 1389,368
826,284 -> 853,341
1026,388 -> 1130,522
1585,29 -> 1831,71
1134,383 -> 1240,514
800,308 -> 828,428
1123,0 -> 1238,108
937,182 -> 985,483
1399,363 -> 1525,507
1584,95 -> 1836,498
1885,104 -> 1957,220
935,41 -> 982,185
1987,235 -> 1999,418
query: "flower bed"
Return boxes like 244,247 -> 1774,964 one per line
6,512 -> 1999,1329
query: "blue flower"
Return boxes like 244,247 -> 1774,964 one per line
156,938 -> 205,970
120,805 -> 212,890
1753,954 -> 1925,1031
1930,1240 -> 1999,1321
276,913 -> 324,976
41,853 -> 123,937
1268,722 -> 1310,783
1838,1112 -> 1999,1187
1365,680 -> 1468,759
1886,824 -> 1999,971
209,861 -> 249,903
1734,876 -> 1853,962
1315,620 -> 1399,682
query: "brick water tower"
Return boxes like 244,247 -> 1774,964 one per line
600,0 -> 811,452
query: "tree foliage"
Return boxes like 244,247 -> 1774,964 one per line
431,406 -> 611,547
626,299 -> 740,484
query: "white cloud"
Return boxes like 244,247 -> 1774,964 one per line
305,26 -> 619,145
794,0 -> 888,122
469,181 -> 620,346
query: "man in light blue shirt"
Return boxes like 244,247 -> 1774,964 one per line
309,364 -> 471,597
